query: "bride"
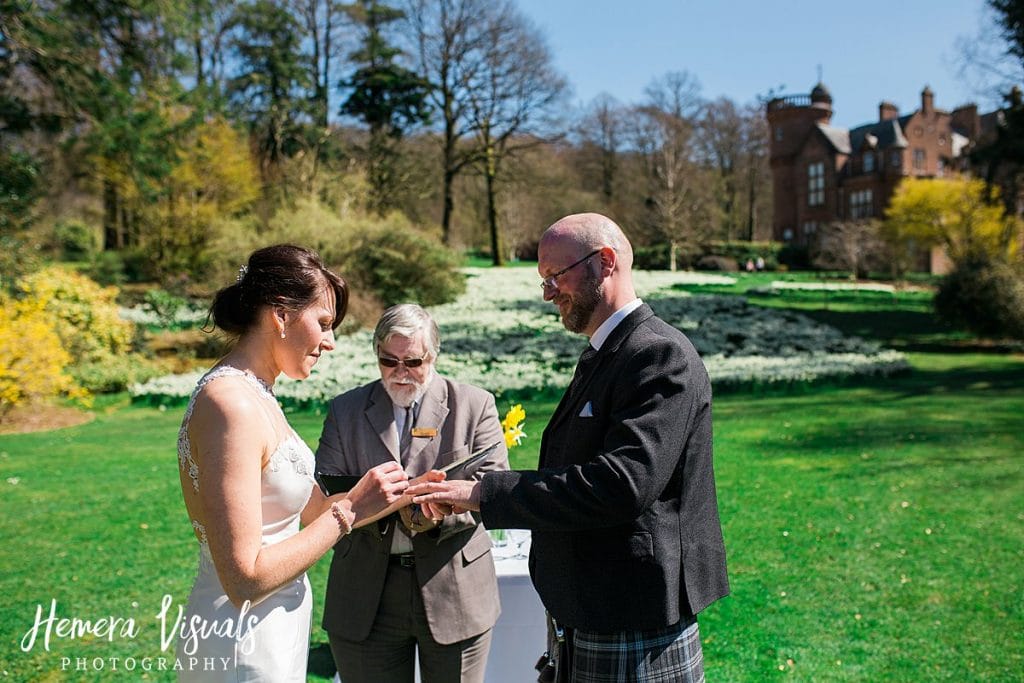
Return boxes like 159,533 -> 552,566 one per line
176,244 -> 409,681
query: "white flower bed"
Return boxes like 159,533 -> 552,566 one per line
118,305 -> 207,326
768,280 -> 896,293
132,267 -> 908,405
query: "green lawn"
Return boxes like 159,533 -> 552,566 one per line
1,281 -> 1022,681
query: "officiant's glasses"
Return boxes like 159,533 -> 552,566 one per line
378,354 -> 429,368
540,249 -> 601,290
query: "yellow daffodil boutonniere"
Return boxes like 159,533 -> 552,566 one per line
502,403 -> 526,448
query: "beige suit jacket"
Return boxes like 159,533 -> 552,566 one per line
316,374 -> 509,644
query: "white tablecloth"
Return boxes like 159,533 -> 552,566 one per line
332,532 -> 547,683
485,534 -> 546,683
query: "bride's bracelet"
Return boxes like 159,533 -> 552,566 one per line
330,502 -> 353,536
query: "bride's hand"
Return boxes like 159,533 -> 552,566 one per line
345,462 -> 409,523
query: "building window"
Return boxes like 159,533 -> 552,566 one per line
863,153 -> 875,173
783,228 -> 794,241
808,162 -> 825,206
775,126 -> 783,142
849,189 -> 874,219
937,158 -> 945,177
913,148 -> 926,171
803,221 -> 818,235
891,151 -> 901,168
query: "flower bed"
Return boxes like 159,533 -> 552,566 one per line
131,268 -> 909,407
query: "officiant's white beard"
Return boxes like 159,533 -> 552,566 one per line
383,368 -> 433,408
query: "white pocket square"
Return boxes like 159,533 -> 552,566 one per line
579,401 -> 593,417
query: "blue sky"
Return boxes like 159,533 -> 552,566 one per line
514,0 -> 1003,127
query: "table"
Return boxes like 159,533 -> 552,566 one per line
332,532 -> 547,682
486,534 -> 547,683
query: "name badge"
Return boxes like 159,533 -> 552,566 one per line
412,427 -> 437,438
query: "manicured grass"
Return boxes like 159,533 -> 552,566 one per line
2,353 -> 1021,681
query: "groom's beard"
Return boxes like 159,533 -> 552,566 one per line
560,266 -> 603,333
383,369 -> 431,408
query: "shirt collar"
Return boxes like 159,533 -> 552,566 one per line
589,298 -> 643,351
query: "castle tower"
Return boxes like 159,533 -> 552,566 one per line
766,82 -> 834,241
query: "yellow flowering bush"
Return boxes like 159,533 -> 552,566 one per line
16,266 -> 134,361
0,296 -> 88,418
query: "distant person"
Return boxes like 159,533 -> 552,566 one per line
756,256 -> 766,271
316,304 -> 509,683
175,244 -> 409,682
745,258 -> 755,272
410,213 -> 729,682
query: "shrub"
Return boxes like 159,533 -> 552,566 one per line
87,251 -> 129,286
0,296 -> 88,418
143,288 -> 192,329
15,266 -> 135,362
343,224 -> 465,307
695,255 -> 739,272
634,244 -> 671,270
53,220 -> 99,260
934,257 -> 1024,340
70,354 -> 164,394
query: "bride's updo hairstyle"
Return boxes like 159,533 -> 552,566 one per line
210,244 -> 348,336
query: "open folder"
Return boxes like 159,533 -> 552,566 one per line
316,441 -> 501,496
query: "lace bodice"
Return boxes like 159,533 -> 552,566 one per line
177,365 -> 315,548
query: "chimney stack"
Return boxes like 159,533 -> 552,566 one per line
879,101 -> 898,121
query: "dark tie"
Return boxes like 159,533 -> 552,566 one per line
399,404 -> 415,463
567,345 -> 598,398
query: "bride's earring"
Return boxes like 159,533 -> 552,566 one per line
280,331 -> 286,339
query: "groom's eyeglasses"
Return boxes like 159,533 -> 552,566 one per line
540,249 -> 602,290
378,354 -> 429,368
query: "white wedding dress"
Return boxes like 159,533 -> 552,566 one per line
176,366 -> 316,682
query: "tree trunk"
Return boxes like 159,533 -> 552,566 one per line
669,241 -> 678,271
485,146 -> 503,266
440,108 -> 458,244
442,168 -> 455,246
103,180 -> 119,250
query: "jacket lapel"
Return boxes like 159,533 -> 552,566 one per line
544,304 -> 656,435
365,381 -> 400,463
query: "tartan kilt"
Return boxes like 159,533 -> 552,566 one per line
570,618 -> 703,683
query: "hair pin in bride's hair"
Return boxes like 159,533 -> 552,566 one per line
236,265 -> 248,283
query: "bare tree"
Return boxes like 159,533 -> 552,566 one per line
699,97 -> 744,241
631,71 -> 716,269
575,93 -> 626,204
811,219 -> 885,279
462,3 -> 567,265
404,0 -> 493,244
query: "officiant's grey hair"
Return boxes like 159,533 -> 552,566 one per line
373,304 -> 440,360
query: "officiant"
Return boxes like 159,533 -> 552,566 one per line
315,303 -> 509,683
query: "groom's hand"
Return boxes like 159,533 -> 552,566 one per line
407,479 -> 482,513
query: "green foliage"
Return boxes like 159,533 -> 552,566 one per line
227,0 -> 312,169
70,354 -> 165,394
143,288 -> 192,329
341,0 -> 431,215
52,220 -> 99,260
633,243 -> 671,269
203,200 -> 463,309
0,149 -> 40,233
87,250 -> 129,286
934,256 -> 1024,340
343,220 -> 465,306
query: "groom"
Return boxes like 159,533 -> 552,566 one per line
410,213 -> 729,682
